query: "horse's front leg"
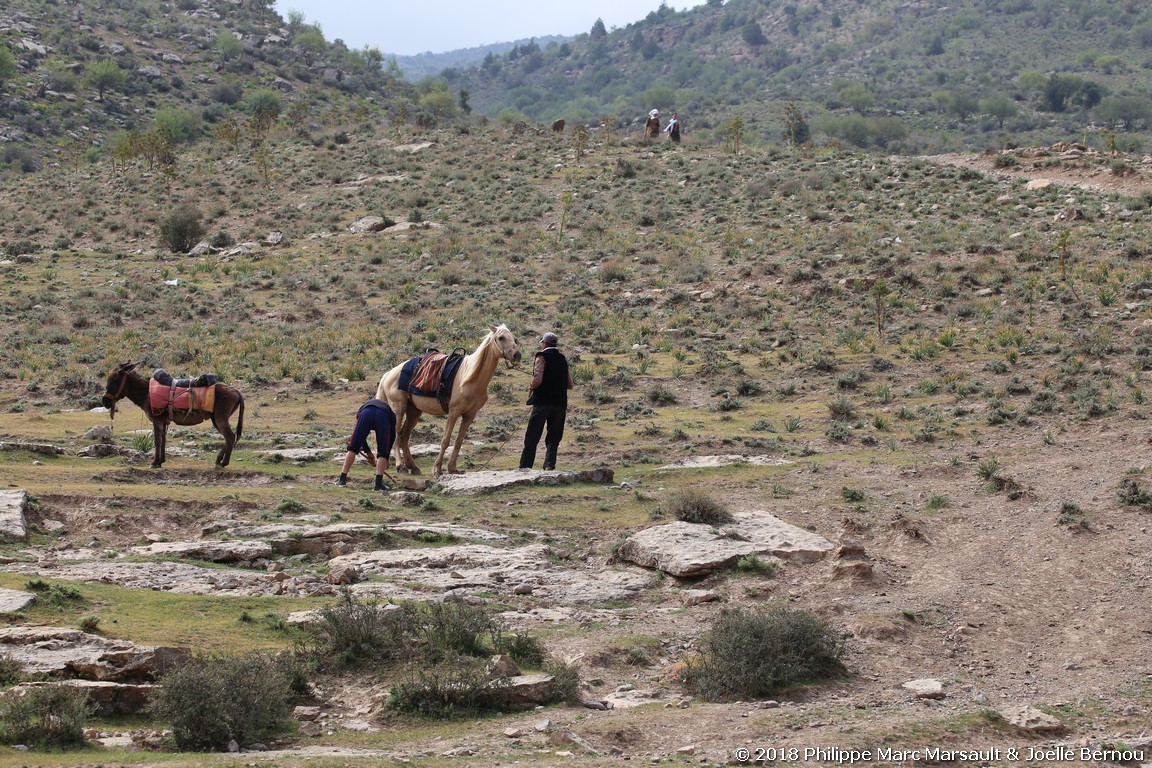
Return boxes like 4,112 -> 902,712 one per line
446,413 -> 476,474
434,414 -> 461,477
399,408 -> 421,474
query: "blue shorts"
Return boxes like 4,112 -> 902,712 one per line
347,403 -> 395,456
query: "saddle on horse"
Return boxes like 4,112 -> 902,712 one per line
149,368 -> 218,416
400,348 -> 466,411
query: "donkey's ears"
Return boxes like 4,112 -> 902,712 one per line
119,360 -> 141,371
488,324 -> 498,333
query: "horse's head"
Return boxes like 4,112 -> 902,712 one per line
102,361 -> 138,408
487,324 -> 521,367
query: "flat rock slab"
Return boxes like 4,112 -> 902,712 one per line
256,447 -> 339,462
616,511 -> 834,577
658,455 -> 792,469
0,489 -> 27,542
387,522 -> 510,543
0,560 -> 333,597
128,540 -> 275,563
434,468 -> 614,496
0,626 -> 189,682
0,441 -> 65,456
0,587 -> 35,613
331,543 -> 650,604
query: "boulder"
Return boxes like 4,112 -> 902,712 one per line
349,216 -> 387,234
0,489 -> 27,542
487,654 -> 521,678
1000,703 -> 1066,733
616,511 -> 833,577
0,587 -> 35,613
0,627 -> 190,681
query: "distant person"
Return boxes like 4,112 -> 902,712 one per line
337,398 -> 395,490
645,109 -> 661,139
664,112 -> 681,143
519,332 -> 574,471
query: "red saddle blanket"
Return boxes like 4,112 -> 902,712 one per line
148,379 -> 216,414
411,352 -> 448,393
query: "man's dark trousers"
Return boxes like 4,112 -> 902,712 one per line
519,403 -> 566,470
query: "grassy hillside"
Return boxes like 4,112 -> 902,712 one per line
454,0 -> 1152,153
0,0 -> 411,173
2,118 -> 1152,762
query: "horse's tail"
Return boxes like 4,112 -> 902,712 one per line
235,391 -> 245,441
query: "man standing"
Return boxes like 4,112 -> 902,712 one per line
337,398 -> 395,490
519,332 -> 574,470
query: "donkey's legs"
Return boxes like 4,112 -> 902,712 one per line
152,421 -> 167,468
213,412 -> 237,468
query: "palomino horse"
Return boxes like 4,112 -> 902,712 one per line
101,361 -> 245,469
377,324 -> 521,476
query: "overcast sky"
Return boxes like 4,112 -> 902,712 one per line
272,1 -> 698,57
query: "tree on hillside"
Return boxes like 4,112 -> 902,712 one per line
741,21 -> 768,46
419,81 -> 458,124
837,83 -> 875,114
0,45 -> 15,89
1094,96 -> 1152,130
86,59 -> 126,100
591,18 -> 608,39
293,24 -> 327,61
782,102 -> 810,145
215,30 -> 243,62
980,93 -> 1018,128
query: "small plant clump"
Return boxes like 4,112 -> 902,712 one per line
682,607 -> 847,701
666,489 -> 734,525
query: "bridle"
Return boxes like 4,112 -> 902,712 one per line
106,370 -> 130,421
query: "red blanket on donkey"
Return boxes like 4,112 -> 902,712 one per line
148,378 -> 216,415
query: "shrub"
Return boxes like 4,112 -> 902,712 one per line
306,592 -> 407,668
683,607 -> 846,700
667,489 -> 733,525
0,685 -> 90,750
158,205 -> 206,253
543,656 -> 582,703
387,656 -> 506,717
0,656 -> 23,689
1117,475 -> 1152,510
150,652 -> 294,751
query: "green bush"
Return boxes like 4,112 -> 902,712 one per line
0,685 -> 90,750
307,592 -> 546,671
150,653 -> 295,751
683,607 -> 847,700
158,205 -> 206,253
386,656 -> 506,718
667,489 -> 733,525
306,592 -> 407,668
0,657 -> 24,689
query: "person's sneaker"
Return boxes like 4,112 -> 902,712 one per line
335,477 -> 347,486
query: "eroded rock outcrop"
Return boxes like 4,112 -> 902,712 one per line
616,511 -> 834,577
